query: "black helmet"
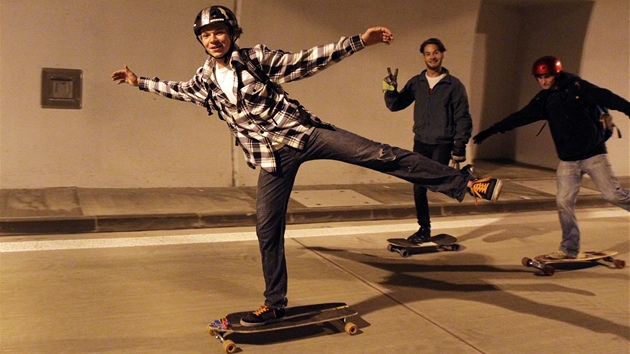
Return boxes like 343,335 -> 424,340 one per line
532,56 -> 562,76
193,5 -> 242,40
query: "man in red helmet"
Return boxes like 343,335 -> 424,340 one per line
474,55 -> 630,260
112,5 -> 503,326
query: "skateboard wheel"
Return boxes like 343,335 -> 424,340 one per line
451,244 -> 461,251
223,339 -> 236,354
387,244 -> 394,252
543,265 -> 555,276
521,257 -> 532,267
207,324 -> 216,336
345,322 -> 358,335
400,249 -> 410,258
613,259 -> 626,269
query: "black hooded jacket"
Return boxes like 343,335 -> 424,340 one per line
490,72 -> 630,161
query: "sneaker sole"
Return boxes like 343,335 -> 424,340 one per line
490,179 -> 503,201
239,317 -> 284,327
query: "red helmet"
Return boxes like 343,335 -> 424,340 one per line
532,56 -> 562,76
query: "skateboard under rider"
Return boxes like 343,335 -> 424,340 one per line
387,233 -> 460,258
522,250 -> 626,276
207,302 -> 358,353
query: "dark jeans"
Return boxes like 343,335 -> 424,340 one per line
256,126 -> 469,307
412,140 -> 454,227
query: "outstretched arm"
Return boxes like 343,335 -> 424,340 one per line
111,64 -> 210,108
111,65 -> 139,87
474,92 -> 549,144
253,26 -> 394,85
579,79 -> 630,117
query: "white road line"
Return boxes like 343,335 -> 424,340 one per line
1,209 -> 626,253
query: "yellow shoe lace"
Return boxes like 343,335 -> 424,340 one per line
253,305 -> 270,316
469,178 -> 491,206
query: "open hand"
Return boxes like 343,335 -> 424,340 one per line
111,65 -> 139,87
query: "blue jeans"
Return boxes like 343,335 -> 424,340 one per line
256,126 -> 470,307
556,154 -> 630,257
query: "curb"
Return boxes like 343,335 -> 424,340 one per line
0,196 -> 613,236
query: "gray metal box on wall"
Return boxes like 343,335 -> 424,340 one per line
41,68 -> 82,109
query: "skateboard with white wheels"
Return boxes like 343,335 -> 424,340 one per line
522,250 -> 626,276
207,302 -> 358,353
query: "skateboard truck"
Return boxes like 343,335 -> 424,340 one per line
522,257 -> 556,276
208,329 -> 237,354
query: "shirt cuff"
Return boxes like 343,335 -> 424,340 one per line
350,34 -> 366,52
138,77 -> 150,91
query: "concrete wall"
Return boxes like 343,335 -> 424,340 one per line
1,0 -> 628,189
473,0 -> 629,175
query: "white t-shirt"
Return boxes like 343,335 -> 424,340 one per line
213,65 -> 237,104
426,73 -> 446,90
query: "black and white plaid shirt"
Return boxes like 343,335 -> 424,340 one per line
139,34 -> 365,173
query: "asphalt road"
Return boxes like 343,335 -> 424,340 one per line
1,208 -> 628,353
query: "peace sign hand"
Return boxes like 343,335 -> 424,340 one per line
383,67 -> 398,92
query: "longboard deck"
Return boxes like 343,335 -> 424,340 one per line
208,303 -> 358,353
523,250 -> 626,276
535,250 -> 618,264
213,303 -> 356,333
387,234 -> 458,248
387,234 -> 460,257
